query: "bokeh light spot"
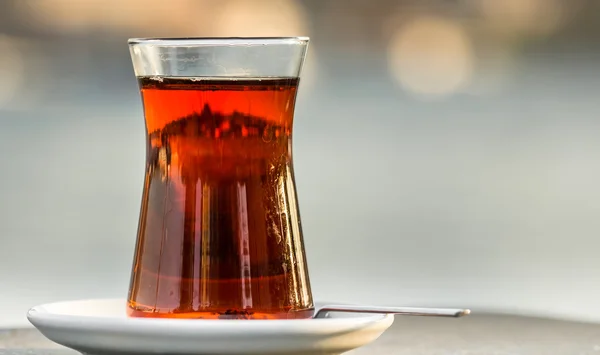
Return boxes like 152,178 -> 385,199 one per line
0,36 -> 24,109
387,16 -> 474,98
210,0 -> 309,37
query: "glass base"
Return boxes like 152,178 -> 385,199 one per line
127,302 -> 314,320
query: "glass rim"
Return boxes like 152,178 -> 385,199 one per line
128,37 -> 310,46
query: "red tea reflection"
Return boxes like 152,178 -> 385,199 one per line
127,77 -> 313,319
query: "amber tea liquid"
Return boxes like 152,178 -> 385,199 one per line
127,77 -> 313,319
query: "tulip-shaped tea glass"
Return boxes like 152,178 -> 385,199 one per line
127,38 -> 313,319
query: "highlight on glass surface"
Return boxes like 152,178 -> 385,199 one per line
127,37 -> 313,320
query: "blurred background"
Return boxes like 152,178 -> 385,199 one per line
1,0 -> 600,327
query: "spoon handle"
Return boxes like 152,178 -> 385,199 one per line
313,305 -> 470,319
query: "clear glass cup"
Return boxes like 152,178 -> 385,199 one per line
126,37 -> 313,319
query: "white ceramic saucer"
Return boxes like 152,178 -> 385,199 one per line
28,299 -> 393,355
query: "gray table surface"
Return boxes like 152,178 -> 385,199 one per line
1,314 -> 599,355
